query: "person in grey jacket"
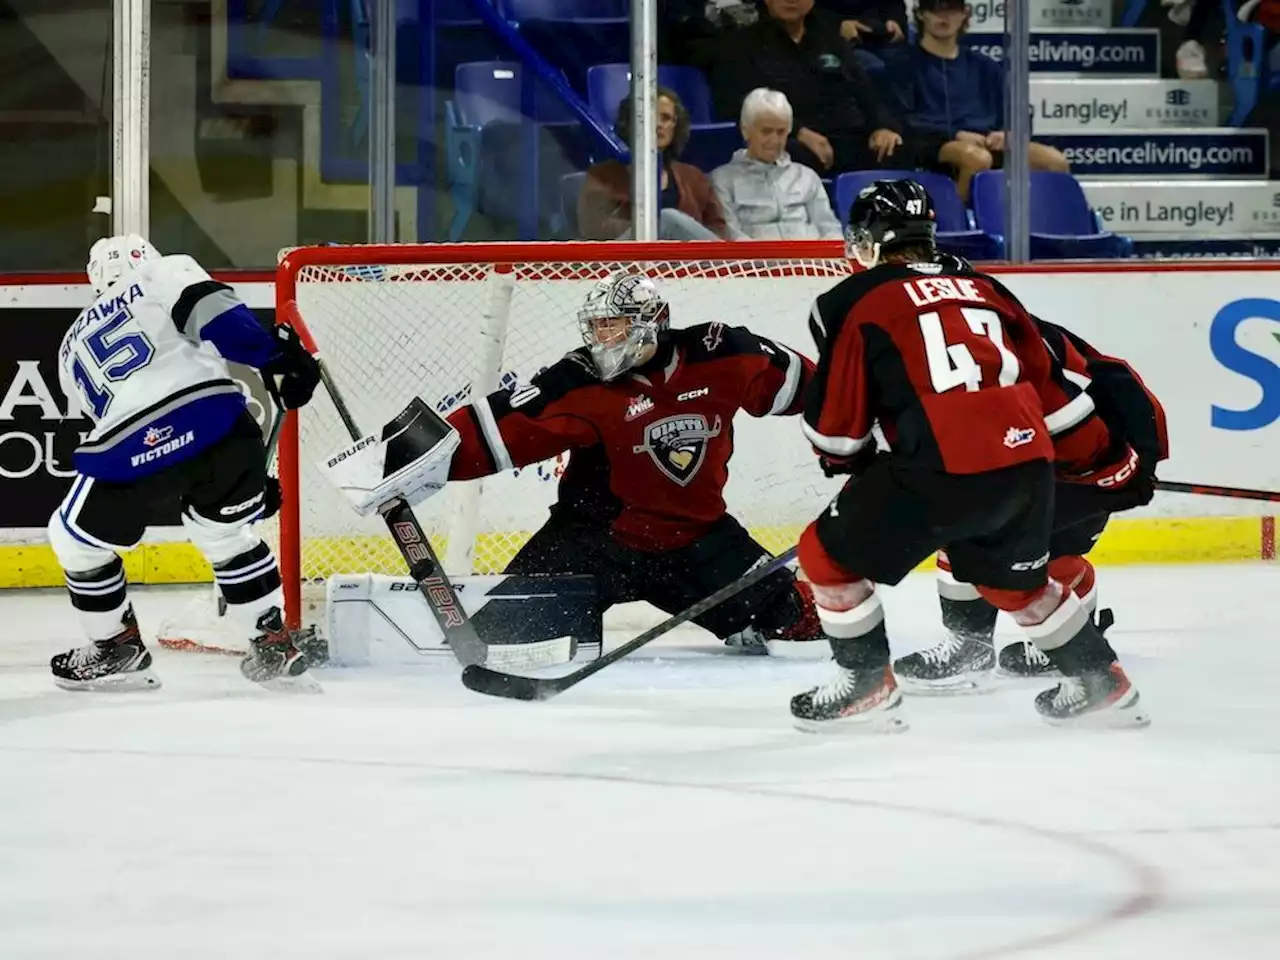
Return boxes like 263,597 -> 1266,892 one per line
711,88 -> 844,241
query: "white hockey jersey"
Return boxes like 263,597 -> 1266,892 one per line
58,254 -> 280,481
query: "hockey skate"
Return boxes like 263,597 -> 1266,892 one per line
240,608 -> 321,693
791,665 -> 907,734
893,632 -> 995,695
51,608 -> 160,692
1035,662 -> 1149,728
998,609 -> 1114,679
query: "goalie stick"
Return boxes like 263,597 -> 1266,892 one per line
280,301 -> 489,668
461,547 -> 800,701
1154,480 -> 1280,503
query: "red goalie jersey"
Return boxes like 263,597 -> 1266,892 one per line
445,324 -> 815,551
805,264 -> 1114,475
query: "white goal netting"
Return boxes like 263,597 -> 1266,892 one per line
276,241 -> 853,625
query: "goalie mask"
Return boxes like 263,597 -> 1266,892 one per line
845,179 -> 937,269
87,234 -> 161,295
577,271 -> 671,381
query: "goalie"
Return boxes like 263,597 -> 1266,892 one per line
324,271 -> 830,658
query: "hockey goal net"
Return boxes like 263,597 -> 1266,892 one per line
274,240 -> 853,629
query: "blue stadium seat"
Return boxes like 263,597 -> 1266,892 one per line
834,171 -> 1004,261
970,171 -> 1134,260
584,63 -> 738,171
446,61 -> 591,239
585,63 -> 716,125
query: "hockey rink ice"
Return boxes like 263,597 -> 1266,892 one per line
1,563 -> 1276,960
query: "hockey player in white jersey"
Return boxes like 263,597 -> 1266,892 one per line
49,235 -> 322,691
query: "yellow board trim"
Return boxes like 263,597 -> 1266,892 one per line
0,515 -> 1270,589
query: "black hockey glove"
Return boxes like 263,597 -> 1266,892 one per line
819,445 -> 877,478
262,324 -> 321,410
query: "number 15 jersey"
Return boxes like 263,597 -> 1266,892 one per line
57,255 -> 279,481
805,262 -> 1111,475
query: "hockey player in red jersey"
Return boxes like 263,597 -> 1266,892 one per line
893,255 -> 1169,690
790,179 -> 1150,731
439,270 -> 828,657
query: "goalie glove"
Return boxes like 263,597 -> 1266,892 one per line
320,397 -> 460,516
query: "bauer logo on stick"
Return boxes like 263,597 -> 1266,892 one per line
633,414 -> 722,486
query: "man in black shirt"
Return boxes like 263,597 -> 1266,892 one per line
710,0 -> 929,175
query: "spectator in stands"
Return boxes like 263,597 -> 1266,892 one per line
885,0 -> 1070,200
578,87 -> 733,241
817,0 -> 908,70
711,88 -> 844,240
709,0 -> 930,175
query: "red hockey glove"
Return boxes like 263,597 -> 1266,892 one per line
1062,442 -> 1140,490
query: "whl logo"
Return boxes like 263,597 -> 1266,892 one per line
1210,298 -> 1280,430
1166,89 -> 1191,106
625,395 -> 654,421
1003,426 -> 1037,449
142,425 -> 174,447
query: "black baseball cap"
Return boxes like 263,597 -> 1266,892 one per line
917,0 -> 968,11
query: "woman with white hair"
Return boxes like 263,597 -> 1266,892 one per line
711,88 -> 844,241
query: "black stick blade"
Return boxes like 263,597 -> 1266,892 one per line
461,665 -> 563,701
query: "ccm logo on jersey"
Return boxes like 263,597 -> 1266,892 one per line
130,428 -> 194,466
326,435 -> 377,468
677,387 -> 710,402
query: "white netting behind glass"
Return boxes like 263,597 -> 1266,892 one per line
280,248 -> 854,604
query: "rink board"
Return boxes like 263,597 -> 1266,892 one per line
0,260 -> 1277,587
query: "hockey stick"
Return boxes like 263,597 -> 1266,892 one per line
1154,480 -> 1280,503
280,301 -> 489,667
461,547 -> 800,701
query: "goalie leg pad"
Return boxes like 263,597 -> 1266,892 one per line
325,573 -> 601,668
321,397 -> 461,517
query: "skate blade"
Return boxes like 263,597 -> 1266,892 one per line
793,710 -> 909,735
764,639 -> 832,660
793,692 -> 910,735
54,670 -> 161,693
252,672 -> 323,695
897,670 -> 997,697
1041,689 -> 1151,730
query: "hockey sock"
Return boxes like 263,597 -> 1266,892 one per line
813,588 -> 889,670
987,580 -> 1119,675
64,557 -> 132,641
935,551 -> 998,643
212,541 -> 285,633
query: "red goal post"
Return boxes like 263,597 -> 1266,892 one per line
273,240 -> 851,629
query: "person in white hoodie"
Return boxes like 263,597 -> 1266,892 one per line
711,88 -> 844,241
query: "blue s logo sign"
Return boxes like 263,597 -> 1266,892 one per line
1209,298 -> 1280,431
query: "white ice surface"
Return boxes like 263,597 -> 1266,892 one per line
1,564 -> 1277,960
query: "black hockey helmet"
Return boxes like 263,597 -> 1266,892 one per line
845,178 -> 938,268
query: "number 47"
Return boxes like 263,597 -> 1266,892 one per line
918,307 -> 1020,394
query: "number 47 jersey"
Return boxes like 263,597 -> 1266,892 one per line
804,262 -> 1111,475
57,255 -> 277,481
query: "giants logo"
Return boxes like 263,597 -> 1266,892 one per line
632,413 -> 722,486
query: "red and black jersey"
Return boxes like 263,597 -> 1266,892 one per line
1035,318 -> 1169,470
805,262 -> 1112,475
446,323 -> 815,551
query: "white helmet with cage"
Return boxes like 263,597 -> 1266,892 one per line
576,271 -> 671,380
87,234 -> 161,295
